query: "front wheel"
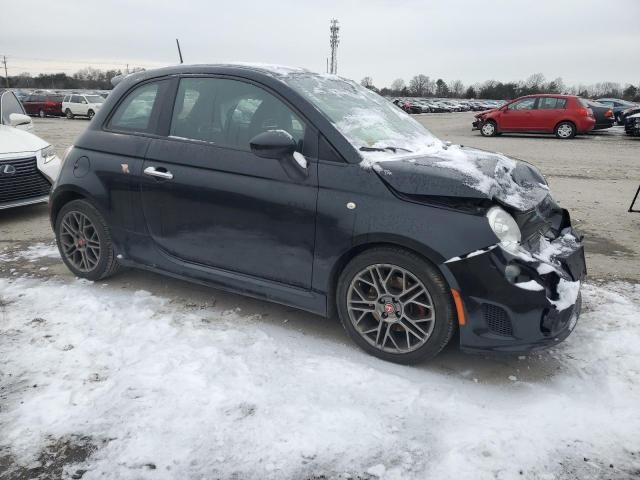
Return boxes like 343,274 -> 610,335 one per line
55,200 -> 121,281
65,109 -> 74,119
336,247 -> 456,364
555,121 -> 576,139
480,120 -> 497,137
87,109 -> 95,120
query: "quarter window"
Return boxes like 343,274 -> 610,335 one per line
509,98 -> 536,110
170,77 -> 305,151
108,82 -> 161,133
538,97 -> 567,109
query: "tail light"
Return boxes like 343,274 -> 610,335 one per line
605,109 -> 614,118
577,107 -> 593,117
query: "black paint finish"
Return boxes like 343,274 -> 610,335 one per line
49,64 -> 586,353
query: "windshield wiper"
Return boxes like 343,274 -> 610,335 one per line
359,146 -> 413,153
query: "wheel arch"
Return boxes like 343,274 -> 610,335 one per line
326,235 -> 449,318
49,186 -> 104,229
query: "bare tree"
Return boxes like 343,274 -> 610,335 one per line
390,78 -> 405,93
409,74 -> 430,97
449,79 -> 465,98
360,76 -> 374,88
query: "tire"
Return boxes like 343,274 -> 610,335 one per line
38,109 -> 45,118
54,199 -> 121,281
65,109 -> 74,119
554,121 -> 576,139
615,113 -> 623,126
336,247 -> 456,364
87,109 -> 95,120
480,120 -> 497,137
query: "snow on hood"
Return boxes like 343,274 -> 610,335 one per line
0,123 -> 48,157
371,145 -> 550,211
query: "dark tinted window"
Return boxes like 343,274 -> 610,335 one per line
170,77 -> 305,151
538,97 -> 567,109
108,82 -> 160,133
510,98 -> 536,110
71,95 -> 83,103
1,91 -> 26,124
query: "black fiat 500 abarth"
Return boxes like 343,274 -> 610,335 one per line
50,64 -> 586,364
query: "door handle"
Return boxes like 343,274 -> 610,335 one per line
144,166 -> 173,180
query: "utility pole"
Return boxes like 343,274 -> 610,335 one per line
2,56 -> 9,87
329,19 -> 340,75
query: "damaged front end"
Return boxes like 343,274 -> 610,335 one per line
443,195 -> 586,352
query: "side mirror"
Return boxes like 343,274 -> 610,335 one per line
250,130 -> 297,160
249,130 -> 308,179
9,113 -> 32,127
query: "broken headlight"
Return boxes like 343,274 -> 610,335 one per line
486,206 -> 521,252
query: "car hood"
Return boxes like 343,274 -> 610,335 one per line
371,145 -> 550,212
475,108 -> 499,117
0,124 -> 47,157
627,112 -> 640,120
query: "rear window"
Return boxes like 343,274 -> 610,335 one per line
538,97 -> 567,109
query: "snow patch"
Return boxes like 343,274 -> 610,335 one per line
1,277 -> 639,478
515,280 -> 545,292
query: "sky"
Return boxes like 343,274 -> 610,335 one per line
1,0 -> 639,88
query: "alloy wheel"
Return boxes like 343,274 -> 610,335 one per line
59,211 -> 101,272
346,264 -> 435,353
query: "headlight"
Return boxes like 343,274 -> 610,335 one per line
40,145 -> 57,164
486,206 -> 521,251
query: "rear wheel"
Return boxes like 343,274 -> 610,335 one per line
55,200 -> 121,281
65,109 -> 74,119
555,121 -> 576,139
480,120 -> 497,137
336,247 -> 456,364
615,113 -> 623,125
38,109 -> 45,118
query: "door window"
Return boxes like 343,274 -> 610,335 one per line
170,77 -> 305,151
108,82 -> 161,133
538,97 -> 567,109
1,91 -> 26,124
71,95 -> 82,103
509,98 -> 537,110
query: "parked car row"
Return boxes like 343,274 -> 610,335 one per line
10,89 -> 110,119
392,98 -> 505,114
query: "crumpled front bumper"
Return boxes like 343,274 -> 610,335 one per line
442,229 -> 586,353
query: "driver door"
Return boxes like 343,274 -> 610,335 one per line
140,76 -> 318,289
500,97 -> 538,131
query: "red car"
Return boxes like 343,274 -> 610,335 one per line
472,95 -> 595,139
22,94 -> 64,118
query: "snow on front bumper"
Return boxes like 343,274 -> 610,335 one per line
442,229 -> 586,353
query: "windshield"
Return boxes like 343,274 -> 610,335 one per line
283,73 -> 442,161
85,95 -> 105,104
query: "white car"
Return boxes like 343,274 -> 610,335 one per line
0,123 -> 61,209
0,89 -> 34,132
62,93 -> 105,120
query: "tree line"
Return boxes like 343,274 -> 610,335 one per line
4,67 -> 639,102
361,73 -> 640,101
4,67 -> 145,90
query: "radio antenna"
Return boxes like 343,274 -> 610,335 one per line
176,39 -> 184,64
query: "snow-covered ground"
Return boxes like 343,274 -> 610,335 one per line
1,246 -> 639,479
